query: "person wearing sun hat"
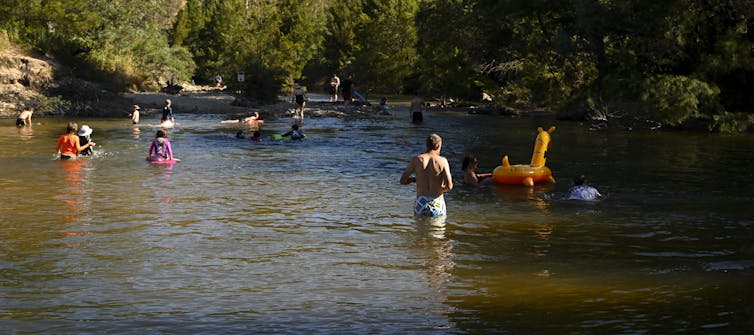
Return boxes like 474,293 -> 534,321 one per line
130,104 -> 140,124
77,125 -> 95,156
55,122 -> 95,160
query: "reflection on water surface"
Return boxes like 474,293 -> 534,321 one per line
1,110 -> 752,333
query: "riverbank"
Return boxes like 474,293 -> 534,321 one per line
0,46 -> 55,117
125,89 -> 395,121
0,44 -> 545,122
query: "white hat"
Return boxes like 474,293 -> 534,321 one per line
133,104 -> 140,110
78,125 -> 93,136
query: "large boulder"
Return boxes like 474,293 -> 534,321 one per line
0,48 -> 55,117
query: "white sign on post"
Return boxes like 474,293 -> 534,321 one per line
237,72 -> 245,83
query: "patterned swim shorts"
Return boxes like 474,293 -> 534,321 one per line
414,195 -> 446,217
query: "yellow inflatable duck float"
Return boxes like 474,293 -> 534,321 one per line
492,126 -> 556,186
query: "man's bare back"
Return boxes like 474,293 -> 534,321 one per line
409,96 -> 423,113
406,153 -> 451,197
400,134 -> 453,198
400,134 -> 453,217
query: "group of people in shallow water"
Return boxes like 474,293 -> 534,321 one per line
44,95 -> 599,221
52,121 -> 175,162
53,99 -> 178,161
51,97 -> 309,162
327,74 -> 356,104
128,99 -> 174,126
231,115 -> 306,141
54,122 -> 96,160
401,134 -> 602,220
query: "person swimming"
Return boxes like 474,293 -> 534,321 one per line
564,174 -> 602,201
222,112 -> 260,124
161,99 -> 174,123
282,124 -> 305,140
130,105 -> 140,124
462,155 -> 492,186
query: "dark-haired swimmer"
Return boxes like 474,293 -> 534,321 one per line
462,155 -> 492,186
282,124 -> 305,140
148,129 -> 174,161
564,174 -> 602,201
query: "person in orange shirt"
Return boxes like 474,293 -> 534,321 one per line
55,122 -> 95,160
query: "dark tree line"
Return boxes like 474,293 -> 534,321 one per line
1,0 -> 753,131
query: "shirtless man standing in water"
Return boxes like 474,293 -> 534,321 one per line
400,133 -> 453,217
409,94 -> 424,124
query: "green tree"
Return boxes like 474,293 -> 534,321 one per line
350,0 -> 419,94
322,1 -> 363,73
415,0 -> 476,97
171,0 -> 207,48
0,0 -> 194,90
173,0 -> 326,101
641,75 -> 719,126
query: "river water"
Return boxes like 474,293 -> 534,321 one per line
1,105 -> 753,334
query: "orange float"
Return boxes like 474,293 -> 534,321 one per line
492,126 -> 556,186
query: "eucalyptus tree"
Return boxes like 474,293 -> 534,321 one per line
454,0 -> 753,130
319,0 -> 363,79
415,0 -> 476,98
664,0 -> 754,131
349,0 -> 419,94
559,0 -> 754,129
173,0 -> 327,102
0,0 -> 194,90
307,0 -> 419,95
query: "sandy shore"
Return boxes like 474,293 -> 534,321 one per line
125,88 -> 392,120
124,90 -> 256,115
3,81 -> 488,121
